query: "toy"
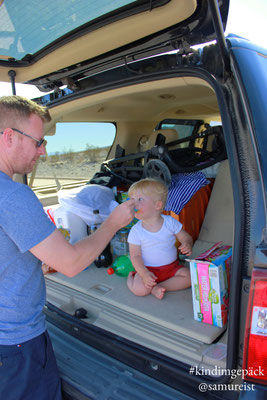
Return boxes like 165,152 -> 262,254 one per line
107,255 -> 134,277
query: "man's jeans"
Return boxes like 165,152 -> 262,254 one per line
0,330 -> 62,400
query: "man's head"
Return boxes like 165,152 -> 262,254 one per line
0,96 -> 51,176
0,96 -> 51,130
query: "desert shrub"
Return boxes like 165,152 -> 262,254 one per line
85,144 -> 100,162
63,147 -> 75,161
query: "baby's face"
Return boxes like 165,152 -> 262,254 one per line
130,189 -> 158,220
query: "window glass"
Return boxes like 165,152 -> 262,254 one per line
0,0 -> 146,60
30,122 -> 115,189
158,119 -> 202,148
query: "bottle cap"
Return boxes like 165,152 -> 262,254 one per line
107,267 -> 114,275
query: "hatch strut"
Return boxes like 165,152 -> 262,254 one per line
209,0 -> 230,72
8,70 -> 17,95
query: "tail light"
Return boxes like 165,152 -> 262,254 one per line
242,268 -> 267,384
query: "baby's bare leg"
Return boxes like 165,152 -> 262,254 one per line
157,267 -> 191,292
127,271 -> 152,296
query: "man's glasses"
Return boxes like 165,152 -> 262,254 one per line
0,128 -> 47,148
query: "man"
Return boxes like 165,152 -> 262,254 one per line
0,96 -> 134,400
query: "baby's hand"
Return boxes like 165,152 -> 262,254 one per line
176,229 -> 193,257
178,241 -> 192,256
142,269 -> 157,289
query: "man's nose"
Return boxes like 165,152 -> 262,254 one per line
37,144 -> 46,155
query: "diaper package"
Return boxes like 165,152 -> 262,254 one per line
188,242 -> 232,328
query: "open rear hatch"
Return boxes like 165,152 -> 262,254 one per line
0,0 -> 229,89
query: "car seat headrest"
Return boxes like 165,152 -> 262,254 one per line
148,129 -> 178,148
210,126 -> 226,155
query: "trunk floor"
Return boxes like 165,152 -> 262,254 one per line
45,256 -> 225,346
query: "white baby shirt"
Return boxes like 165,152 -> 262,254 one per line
127,214 -> 182,267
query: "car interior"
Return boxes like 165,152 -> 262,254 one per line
33,73 -> 234,373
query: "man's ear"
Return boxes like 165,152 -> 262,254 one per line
2,128 -> 14,147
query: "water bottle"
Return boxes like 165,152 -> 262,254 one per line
110,228 -> 129,256
94,243 -> 113,268
89,209 -> 113,268
107,255 -> 134,277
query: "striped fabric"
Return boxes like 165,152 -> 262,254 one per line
165,172 -> 209,215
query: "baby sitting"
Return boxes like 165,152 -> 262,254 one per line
127,178 -> 192,300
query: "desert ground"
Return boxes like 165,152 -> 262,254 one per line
30,147 -> 108,187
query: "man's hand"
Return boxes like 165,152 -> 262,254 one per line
108,199 -> 135,230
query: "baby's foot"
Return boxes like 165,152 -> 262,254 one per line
151,285 -> 166,300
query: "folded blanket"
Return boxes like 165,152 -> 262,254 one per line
165,172 -> 209,215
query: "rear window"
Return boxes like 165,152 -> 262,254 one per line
0,0 -> 167,61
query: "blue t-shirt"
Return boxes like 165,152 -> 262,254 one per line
0,171 -> 56,345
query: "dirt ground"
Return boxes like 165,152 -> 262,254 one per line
35,158 -> 102,180
31,149 -> 108,182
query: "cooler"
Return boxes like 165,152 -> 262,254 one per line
44,205 -> 88,244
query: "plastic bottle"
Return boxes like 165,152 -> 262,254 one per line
107,255 -> 134,277
89,209 -> 113,268
94,243 -> 113,268
110,228 -> 129,256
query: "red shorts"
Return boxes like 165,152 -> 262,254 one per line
146,260 -> 183,283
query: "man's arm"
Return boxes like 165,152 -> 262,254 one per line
30,200 -> 135,277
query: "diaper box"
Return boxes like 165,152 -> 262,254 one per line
188,242 -> 232,328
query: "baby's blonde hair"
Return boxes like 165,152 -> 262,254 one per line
128,178 -> 168,208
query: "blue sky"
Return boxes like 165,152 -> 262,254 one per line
0,0 -> 266,154
45,122 -> 116,155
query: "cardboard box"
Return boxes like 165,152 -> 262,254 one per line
188,242 -> 232,328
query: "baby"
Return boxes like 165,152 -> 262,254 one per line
127,178 -> 192,300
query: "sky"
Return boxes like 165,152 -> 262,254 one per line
0,0 -> 266,154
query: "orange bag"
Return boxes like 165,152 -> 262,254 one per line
164,180 -> 214,242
